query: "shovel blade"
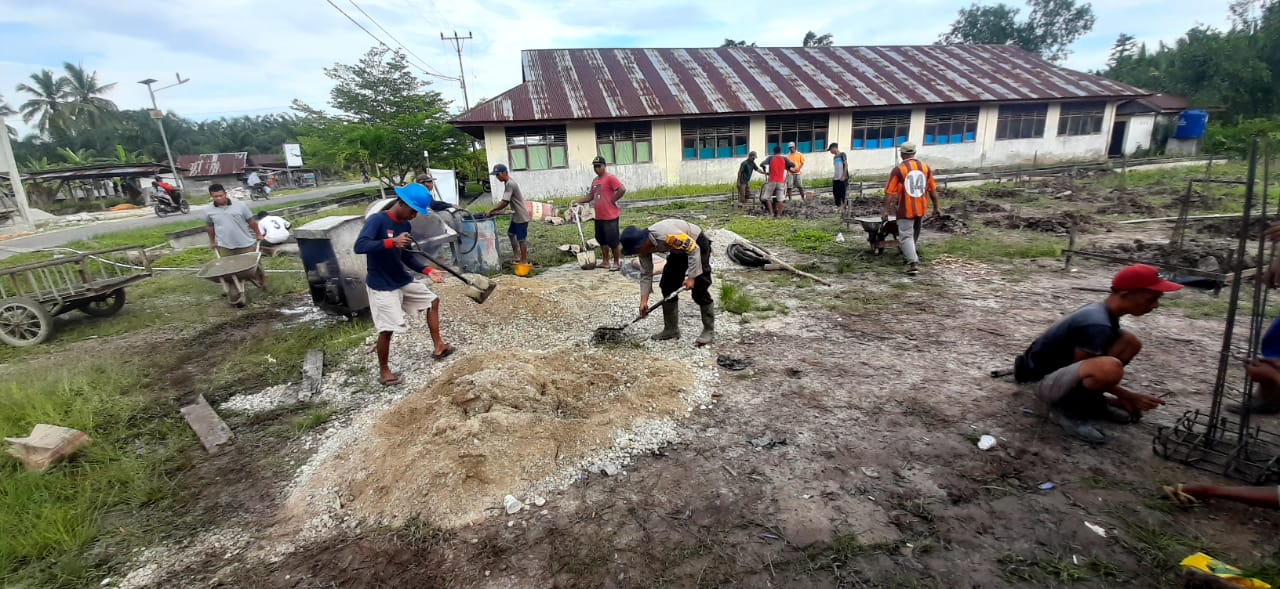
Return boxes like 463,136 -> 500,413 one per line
578,251 -> 597,270
465,282 -> 498,304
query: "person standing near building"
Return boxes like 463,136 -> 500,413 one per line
829,143 -> 849,208
881,142 -> 941,275
619,219 -> 715,346
204,183 -> 266,300
572,156 -> 626,271
785,142 -> 806,201
486,164 -> 531,266
760,147 -> 795,218
736,151 -> 763,204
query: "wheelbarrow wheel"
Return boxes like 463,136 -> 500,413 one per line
81,288 -> 126,317
0,297 -> 54,347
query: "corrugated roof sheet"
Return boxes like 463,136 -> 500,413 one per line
177,152 -> 247,177
21,163 -> 181,182
454,45 -> 1149,125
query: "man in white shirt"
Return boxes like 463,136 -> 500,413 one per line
255,211 -> 292,245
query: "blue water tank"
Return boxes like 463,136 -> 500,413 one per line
1174,110 -> 1209,140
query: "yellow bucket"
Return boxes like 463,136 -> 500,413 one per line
514,263 -> 532,277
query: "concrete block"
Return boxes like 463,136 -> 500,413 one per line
180,395 -> 235,454
301,349 -> 324,402
4,424 -> 92,471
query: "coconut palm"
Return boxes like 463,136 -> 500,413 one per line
15,69 -> 70,136
62,62 -> 117,128
0,95 -> 16,137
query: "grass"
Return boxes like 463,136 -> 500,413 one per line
199,320 -> 371,402
925,233 -> 1061,262
724,216 -> 849,257
718,282 -> 784,316
0,359 -> 189,586
998,552 -> 1127,584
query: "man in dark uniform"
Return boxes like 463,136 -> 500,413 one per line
620,220 -> 714,346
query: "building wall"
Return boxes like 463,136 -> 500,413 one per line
480,100 -> 1126,197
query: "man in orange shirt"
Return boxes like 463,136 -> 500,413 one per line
881,142 -> 940,275
785,142 -> 805,201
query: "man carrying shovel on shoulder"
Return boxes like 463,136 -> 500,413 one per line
620,220 -> 715,346
354,183 -> 456,386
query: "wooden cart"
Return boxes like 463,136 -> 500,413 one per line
0,245 -> 152,346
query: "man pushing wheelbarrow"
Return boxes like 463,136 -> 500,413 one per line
200,184 -> 266,307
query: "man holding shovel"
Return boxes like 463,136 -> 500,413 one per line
573,156 -> 626,271
486,164 -> 530,266
620,220 -> 715,346
354,183 -> 455,386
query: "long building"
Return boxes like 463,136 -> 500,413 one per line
452,45 -> 1152,199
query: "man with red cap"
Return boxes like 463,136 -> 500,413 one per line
1013,264 -> 1181,443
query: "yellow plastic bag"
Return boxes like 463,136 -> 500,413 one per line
1181,552 -> 1272,589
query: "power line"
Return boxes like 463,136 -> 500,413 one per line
345,0 -> 457,81
322,0 -> 457,82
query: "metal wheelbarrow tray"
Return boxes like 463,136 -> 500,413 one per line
852,216 -> 900,255
196,250 -> 263,306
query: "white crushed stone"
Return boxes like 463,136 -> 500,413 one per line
113,528 -> 251,589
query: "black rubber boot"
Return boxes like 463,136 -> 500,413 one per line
650,300 -> 680,341
695,303 -> 715,346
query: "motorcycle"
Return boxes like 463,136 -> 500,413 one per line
249,183 -> 270,201
152,191 -> 190,217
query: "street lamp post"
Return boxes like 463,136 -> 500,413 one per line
138,74 -> 189,189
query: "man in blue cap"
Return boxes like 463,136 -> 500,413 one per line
620,219 -> 715,346
486,164 -> 530,266
354,182 -> 455,386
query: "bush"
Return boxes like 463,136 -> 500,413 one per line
1204,118 -> 1280,157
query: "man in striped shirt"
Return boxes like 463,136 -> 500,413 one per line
881,142 -> 941,275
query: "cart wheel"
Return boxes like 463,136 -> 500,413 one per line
81,288 -> 126,317
0,298 -> 54,346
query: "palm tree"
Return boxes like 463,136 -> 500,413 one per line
62,62 -> 117,129
0,94 -> 16,138
15,69 -> 70,136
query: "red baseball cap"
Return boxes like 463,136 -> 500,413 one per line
1112,264 -> 1183,292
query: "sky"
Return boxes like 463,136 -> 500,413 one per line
0,0 -> 1234,140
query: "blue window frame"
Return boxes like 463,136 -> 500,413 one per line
851,111 -> 911,150
681,117 -> 749,160
923,107 -> 979,146
766,114 -> 829,154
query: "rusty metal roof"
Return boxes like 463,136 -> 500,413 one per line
21,163 -> 185,182
454,45 -> 1149,126
177,152 -> 247,177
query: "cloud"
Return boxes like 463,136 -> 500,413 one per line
0,0 -> 1235,139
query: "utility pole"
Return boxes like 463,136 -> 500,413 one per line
440,31 -> 473,110
139,73 -> 190,189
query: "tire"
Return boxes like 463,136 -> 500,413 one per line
81,288 -> 126,317
0,297 -> 54,347
481,179 -> 492,193
179,202 -> 191,214
154,203 -> 168,218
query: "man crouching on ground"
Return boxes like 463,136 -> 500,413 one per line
1013,264 -> 1178,443
354,183 -> 456,386
620,219 -> 714,346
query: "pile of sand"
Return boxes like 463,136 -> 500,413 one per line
291,349 -> 692,528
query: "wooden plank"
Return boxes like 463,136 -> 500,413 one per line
300,349 -> 324,402
180,394 -> 234,454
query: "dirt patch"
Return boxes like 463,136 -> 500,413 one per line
1097,193 -> 1164,217
983,211 -> 1098,233
922,213 -> 969,234
287,348 -> 694,529
954,199 -> 1009,215
1194,216 -> 1270,238
1106,238 -> 1254,272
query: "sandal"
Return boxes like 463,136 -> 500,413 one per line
432,345 -> 457,360
378,373 -> 403,386
1162,484 -> 1202,508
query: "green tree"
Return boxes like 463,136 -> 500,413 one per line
0,95 -> 16,138
293,46 -> 469,184
61,62 -> 118,130
720,39 -> 756,47
802,31 -> 834,47
939,0 -> 1096,63
15,69 -> 70,136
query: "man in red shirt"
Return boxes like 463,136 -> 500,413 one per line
573,156 -> 627,270
881,142 -> 940,275
760,146 -> 795,219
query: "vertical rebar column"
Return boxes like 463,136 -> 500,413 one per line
1208,140 -> 1260,436
1242,143 -> 1271,442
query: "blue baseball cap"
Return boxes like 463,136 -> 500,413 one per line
393,183 -> 433,214
490,164 -> 508,176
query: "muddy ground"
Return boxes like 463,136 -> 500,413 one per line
25,179 -> 1280,589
